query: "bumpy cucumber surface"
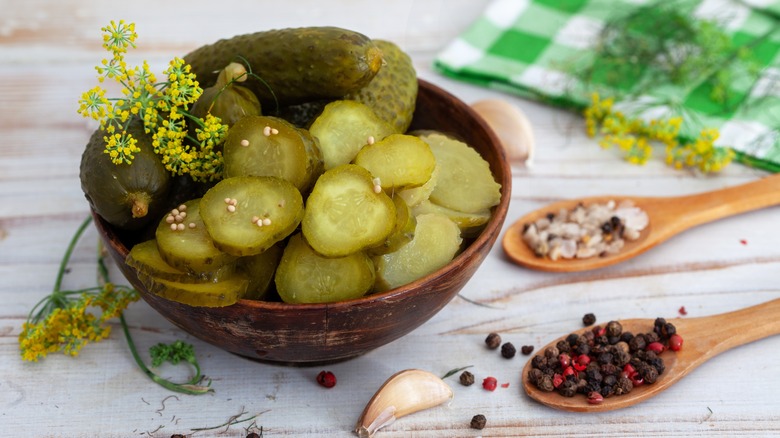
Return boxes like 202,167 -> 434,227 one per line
184,27 -> 383,105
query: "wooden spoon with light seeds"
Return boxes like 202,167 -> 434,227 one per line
522,297 -> 780,412
502,173 -> 780,272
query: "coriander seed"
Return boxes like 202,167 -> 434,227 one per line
485,332 -> 501,349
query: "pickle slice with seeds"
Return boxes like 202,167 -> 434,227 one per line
353,134 -> 435,191
308,100 -> 395,170
374,213 -> 462,292
200,176 -> 304,257
155,200 -> 237,274
127,239 -> 235,283
302,164 -> 396,257
417,132 -> 502,213
223,115 -> 323,192
397,161 -> 440,208
136,270 -> 248,308
275,233 -> 375,304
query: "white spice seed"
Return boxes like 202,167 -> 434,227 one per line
177,223 -> 185,231
188,222 -> 196,229
367,135 -> 375,145
271,128 -> 279,135
263,126 -> 272,136
166,215 -> 175,224
240,139 -> 250,147
227,205 -> 236,213
170,223 -> 177,231
262,218 -> 272,226
178,204 -> 187,211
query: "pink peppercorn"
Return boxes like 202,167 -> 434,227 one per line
573,354 -> 591,371
587,391 -> 604,405
316,371 -> 337,388
559,353 -> 571,368
482,377 -> 498,391
646,342 -> 665,354
669,334 -> 684,351
552,373 -> 564,388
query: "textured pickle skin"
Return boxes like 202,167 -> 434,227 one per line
80,118 -> 171,230
345,40 -> 417,133
184,27 -> 383,106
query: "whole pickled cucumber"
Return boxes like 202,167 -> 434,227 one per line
190,62 -> 262,128
184,27 -> 383,106
80,118 -> 171,230
345,40 -> 417,133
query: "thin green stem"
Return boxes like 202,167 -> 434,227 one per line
53,216 -> 93,293
119,314 -> 213,395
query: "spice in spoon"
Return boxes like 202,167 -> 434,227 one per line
522,200 -> 648,260
527,318 -> 682,402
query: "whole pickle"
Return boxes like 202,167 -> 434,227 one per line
80,118 -> 171,230
189,62 -> 261,128
184,27 -> 383,106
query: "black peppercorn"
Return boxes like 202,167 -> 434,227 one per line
639,363 -> 659,384
597,352 -> 614,365
566,333 -> 581,346
501,342 -> 517,359
459,370 -> 475,386
614,376 -> 633,395
521,345 -> 535,355
620,331 -> 634,343
470,414 -> 487,430
528,368 -> 543,386
602,374 -> 617,387
485,332 -> 501,349
600,363 -> 618,377
555,340 -> 571,354
531,355 -> 548,370
628,334 -> 647,352
644,331 -> 660,344
585,368 -> 602,383
537,375 -> 554,392
544,346 -> 560,359
582,313 -> 597,326
601,221 -> 613,233
612,349 -> 631,367
600,384 -> 615,397
606,320 -> 623,338
558,379 -> 577,397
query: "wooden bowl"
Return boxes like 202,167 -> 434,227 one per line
94,79 -> 512,364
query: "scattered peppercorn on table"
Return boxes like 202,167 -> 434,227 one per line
3,1 -> 780,437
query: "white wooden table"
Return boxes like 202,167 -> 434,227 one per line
2,1 -> 780,436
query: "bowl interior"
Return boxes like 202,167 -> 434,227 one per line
96,78 -> 512,363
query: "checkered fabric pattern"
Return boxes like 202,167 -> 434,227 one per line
434,0 -> 780,171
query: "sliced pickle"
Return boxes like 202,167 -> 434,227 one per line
275,233 -> 375,304
137,270 -> 248,308
223,115 -> 323,192
308,100 -> 395,170
368,194 -> 416,256
239,244 -> 283,300
374,213 -> 462,292
397,161 -> 440,208
200,176 -> 304,256
412,200 -> 492,238
127,239 -> 235,283
302,164 -> 396,257
155,200 -> 237,274
417,131 -> 502,213
353,134 -> 435,191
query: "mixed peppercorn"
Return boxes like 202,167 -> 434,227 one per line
527,317 -> 682,403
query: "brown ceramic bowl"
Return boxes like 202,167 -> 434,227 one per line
95,79 -> 512,364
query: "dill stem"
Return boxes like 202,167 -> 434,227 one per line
119,313 -> 213,395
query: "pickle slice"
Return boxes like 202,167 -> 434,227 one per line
137,270 -> 248,307
127,239 -> 235,283
368,194 -> 415,256
308,100 -> 395,170
239,244 -> 283,300
412,200 -> 492,238
223,116 -> 323,192
374,213 -> 462,292
417,132 -> 502,213
302,164 -> 396,257
275,233 -> 375,304
353,134 -> 435,191
397,161 -> 440,208
155,200 -> 237,274
200,176 -> 304,256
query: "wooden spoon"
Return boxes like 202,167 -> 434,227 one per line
503,173 -> 780,272
522,297 -> 780,412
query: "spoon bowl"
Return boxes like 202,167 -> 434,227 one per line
503,174 -> 780,272
522,297 -> 780,412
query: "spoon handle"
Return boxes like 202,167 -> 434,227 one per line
656,173 -> 780,229
676,297 -> 780,369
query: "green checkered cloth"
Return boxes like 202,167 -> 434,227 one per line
434,0 -> 780,172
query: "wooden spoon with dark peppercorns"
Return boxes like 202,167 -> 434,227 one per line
522,298 -> 780,412
503,173 -> 780,272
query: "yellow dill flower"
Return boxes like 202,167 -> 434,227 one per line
101,20 -> 136,54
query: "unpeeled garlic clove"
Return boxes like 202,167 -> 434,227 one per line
471,98 -> 535,165
354,369 -> 453,437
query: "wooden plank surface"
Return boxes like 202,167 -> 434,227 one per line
2,1 -> 780,436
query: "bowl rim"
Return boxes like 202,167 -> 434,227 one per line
97,78 -> 511,312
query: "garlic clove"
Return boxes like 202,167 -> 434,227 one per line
471,98 -> 535,165
355,369 -> 453,437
